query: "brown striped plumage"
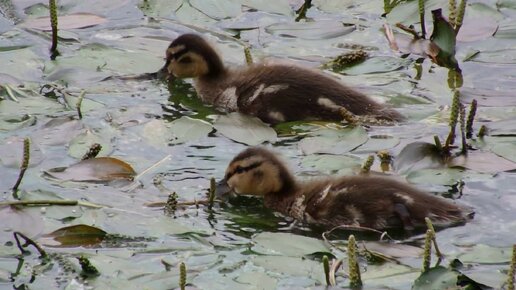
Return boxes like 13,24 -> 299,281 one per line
217,147 -> 473,230
163,34 -> 404,124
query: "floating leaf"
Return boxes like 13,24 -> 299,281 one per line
393,142 -> 442,175
33,117 -> 84,146
491,142 -> 516,163
353,135 -> 400,153
413,266 -> 458,290
213,112 -> 277,145
21,13 -> 108,31
301,154 -> 361,172
299,126 -> 368,155
252,255 -> 324,284
39,224 -> 107,247
266,21 -> 355,40
406,168 -> 467,186
68,129 -> 113,159
238,0 -> 293,16
0,207 -> 44,244
235,272 -> 277,290
362,241 -> 423,259
252,232 -> 328,257
0,47 -> 43,81
430,9 -> 458,69
45,157 -> 136,182
457,17 -> 498,42
458,244 -> 512,264
449,151 -> 516,173
0,136 -> 44,168
168,116 -> 213,145
190,0 -> 241,19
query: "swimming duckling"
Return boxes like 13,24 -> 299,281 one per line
163,34 -> 404,124
216,147 -> 473,230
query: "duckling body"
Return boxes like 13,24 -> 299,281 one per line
164,34 -> 404,124
217,147 -> 473,230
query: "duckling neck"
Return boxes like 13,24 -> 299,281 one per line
263,176 -> 300,215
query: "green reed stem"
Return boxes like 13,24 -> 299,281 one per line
76,90 -> 85,119
360,155 -> 374,174
466,99 -> 477,139
244,47 -> 253,65
445,90 -> 460,148
348,235 -> 362,288
49,0 -> 59,59
179,262 -> 186,290
12,138 -> 30,196
448,0 -> 457,27
418,0 -> 426,38
425,217 -> 443,258
323,255 -> 330,286
422,229 -> 432,272
508,244 -> 516,290
455,0 -> 467,34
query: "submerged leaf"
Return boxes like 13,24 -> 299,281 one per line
45,157 -> 136,182
213,112 -> 277,145
40,224 -> 107,247
266,21 -> 355,40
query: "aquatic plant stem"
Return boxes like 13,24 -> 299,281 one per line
445,90 -> 460,148
455,0 -> 467,34
459,103 -> 467,154
360,155 -> 374,174
179,262 -> 186,290
244,47 -> 253,65
347,235 -> 362,288
425,217 -> 443,258
478,125 -> 487,138
0,200 -> 77,207
13,231 -> 48,259
466,99 -> 477,139
422,229 -> 432,272
12,138 -> 30,197
323,255 -> 331,285
508,244 -> 516,290
449,0 -> 457,27
76,90 -> 85,119
208,177 -> 216,209
419,0 -> 426,38
49,0 -> 59,59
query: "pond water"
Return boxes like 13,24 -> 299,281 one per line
1,0 -> 516,289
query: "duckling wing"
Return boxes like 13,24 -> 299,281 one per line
227,64 -> 403,123
303,176 -> 471,230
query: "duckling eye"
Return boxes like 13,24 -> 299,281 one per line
234,166 -> 244,174
178,56 -> 193,64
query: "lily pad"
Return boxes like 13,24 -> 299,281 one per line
213,112 -> 277,145
266,20 -> 355,40
299,126 -> 368,155
406,168 -> 466,186
39,224 -> 107,247
238,0 -> 293,16
0,136 -> 44,168
301,154 -> 361,172
252,232 -> 328,257
0,207 -> 44,244
190,0 -> 241,20
21,13 -> 108,31
0,47 -> 43,81
44,157 -> 136,182
413,266 -> 458,290
458,244 -> 513,264
362,241 -> 423,259
168,116 -> 213,145
449,151 -> 516,173
394,142 -> 443,175
252,255 -> 325,284
68,129 -> 114,159
491,142 -> 516,163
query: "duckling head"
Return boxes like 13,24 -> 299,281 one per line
217,148 -> 296,198
164,34 -> 225,79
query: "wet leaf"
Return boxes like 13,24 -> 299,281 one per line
168,116 -> 213,145
0,207 -> 44,244
0,47 -> 43,81
190,0 -> 241,19
413,266 -> 458,290
361,263 -> 419,288
491,142 -> 516,163
68,129 -> 114,159
430,9 -> 458,69
252,232 -> 328,257
45,157 -> 136,182
353,135 -> 400,153
299,126 -> 368,155
406,168 -> 466,186
341,56 -> 411,75
393,142 -> 443,175
362,241 -> 423,259
252,255 -> 325,284
449,151 -> 516,173
40,224 -> 107,247
238,0 -> 293,16
0,136 -> 44,168
138,0 -> 183,17
213,112 -> 277,145
32,117 -> 84,146
301,154 -> 361,172
266,21 -> 355,40
21,13 -> 108,31
458,244 -> 512,264
235,272 -> 277,289
457,17 -> 498,42
461,270 -> 507,289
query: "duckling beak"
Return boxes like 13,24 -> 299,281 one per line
157,60 -> 175,82
215,178 -> 232,198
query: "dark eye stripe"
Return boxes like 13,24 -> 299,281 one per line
226,161 -> 263,179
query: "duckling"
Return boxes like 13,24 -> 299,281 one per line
216,147 -> 473,230
163,34 -> 404,124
